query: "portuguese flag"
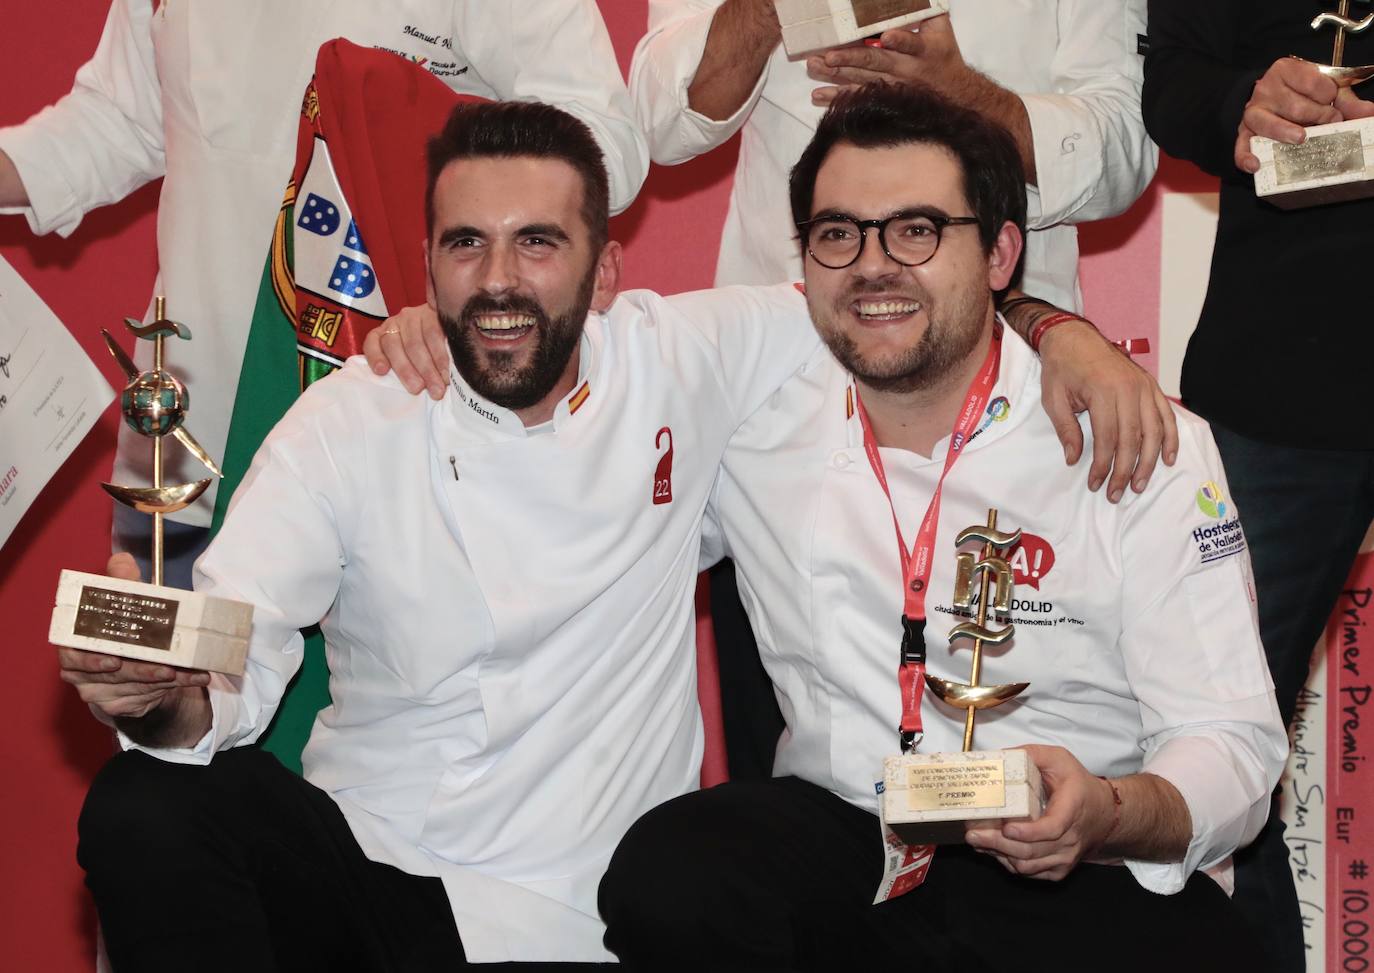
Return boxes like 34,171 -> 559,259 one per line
210,40 -> 474,768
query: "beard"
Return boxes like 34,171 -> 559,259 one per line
812,277 -> 987,395
440,267 -> 595,412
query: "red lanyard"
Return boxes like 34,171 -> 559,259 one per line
852,325 -> 1003,752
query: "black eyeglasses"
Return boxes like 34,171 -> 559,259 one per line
796,213 -> 981,270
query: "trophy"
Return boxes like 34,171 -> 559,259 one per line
49,298 -> 252,675
1253,2 -> 1374,208
880,509 -> 1045,845
773,0 -> 950,59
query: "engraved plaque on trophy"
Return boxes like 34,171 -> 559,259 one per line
880,509 -> 1046,845
1253,2 -> 1374,208
49,299 -> 252,675
773,0 -> 949,59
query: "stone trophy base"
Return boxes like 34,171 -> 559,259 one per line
773,0 -> 949,58
881,748 -> 1045,846
1252,116 -> 1374,209
51,569 -> 252,676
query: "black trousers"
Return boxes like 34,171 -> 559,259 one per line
78,747 -> 611,972
600,776 -> 1272,973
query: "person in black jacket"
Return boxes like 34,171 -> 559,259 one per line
1143,3 -> 1374,970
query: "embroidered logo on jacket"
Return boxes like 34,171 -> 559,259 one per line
1009,533 -> 1055,590
1196,481 -> 1228,519
653,427 -> 674,506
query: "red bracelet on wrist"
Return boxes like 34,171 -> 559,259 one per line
1027,312 -> 1082,353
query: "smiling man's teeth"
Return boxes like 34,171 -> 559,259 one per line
856,300 -> 921,317
476,314 -> 536,332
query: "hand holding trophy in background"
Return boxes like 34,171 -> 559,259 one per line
50,299 -> 251,675
773,0 -> 950,58
1251,1 -> 1374,207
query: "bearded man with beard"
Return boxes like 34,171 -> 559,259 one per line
598,84 -> 1287,972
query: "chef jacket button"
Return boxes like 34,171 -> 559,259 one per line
831,452 -> 851,470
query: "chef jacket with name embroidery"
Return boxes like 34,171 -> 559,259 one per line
119,284 -> 820,962
0,0 -> 649,528
631,0 -> 1156,307
703,326 -> 1287,895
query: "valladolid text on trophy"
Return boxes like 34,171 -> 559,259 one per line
880,509 -> 1046,846
773,0 -> 950,58
1253,2 -> 1374,208
49,298 -> 252,676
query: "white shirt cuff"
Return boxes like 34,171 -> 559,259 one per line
1126,733 -> 1268,894
1019,92 -> 1104,229
636,10 -> 770,165
113,672 -> 244,766
0,123 -> 84,238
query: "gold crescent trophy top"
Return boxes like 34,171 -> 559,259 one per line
100,296 -> 222,586
927,509 -> 1026,751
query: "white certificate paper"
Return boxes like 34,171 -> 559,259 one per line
0,255 -> 114,551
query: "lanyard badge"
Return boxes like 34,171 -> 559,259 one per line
856,324 -> 1003,905
853,324 -> 1003,754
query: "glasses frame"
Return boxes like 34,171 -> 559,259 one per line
795,213 -> 981,270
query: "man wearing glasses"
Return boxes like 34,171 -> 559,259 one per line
598,82 -> 1285,970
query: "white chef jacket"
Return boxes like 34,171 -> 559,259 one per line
122,283 -> 819,962
631,0 -> 1156,307
0,0 -> 649,528
703,324 -> 1287,895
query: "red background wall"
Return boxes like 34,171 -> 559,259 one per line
0,3 -> 1206,966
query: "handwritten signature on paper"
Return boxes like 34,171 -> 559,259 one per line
0,352 -> 10,379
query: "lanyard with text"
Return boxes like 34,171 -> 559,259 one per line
853,324 -> 1003,753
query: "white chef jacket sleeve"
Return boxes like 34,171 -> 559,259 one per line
663,282 -> 819,425
1019,0 -> 1156,228
1114,412 -> 1287,893
0,0 -> 164,238
116,386 -> 353,764
630,0 -> 769,165
453,0 -> 648,215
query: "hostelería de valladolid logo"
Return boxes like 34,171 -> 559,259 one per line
1192,481 -> 1245,564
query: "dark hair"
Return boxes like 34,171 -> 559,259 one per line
789,83 -> 1027,254
425,101 -> 610,251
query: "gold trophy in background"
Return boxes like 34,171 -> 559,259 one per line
881,509 -> 1045,845
1253,1 -> 1374,207
49,298 -> 251,675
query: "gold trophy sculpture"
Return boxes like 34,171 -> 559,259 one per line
880,509 -> 1046,845
1253,1 -> 1374,208
49,299 -> 252,676
773,0 -> 950,58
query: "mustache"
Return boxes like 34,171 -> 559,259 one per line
838,280 -> 928,303
459,293 -> 548,325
